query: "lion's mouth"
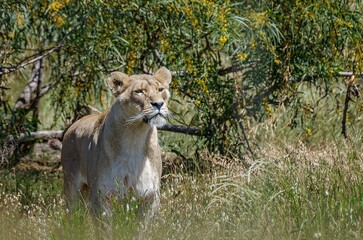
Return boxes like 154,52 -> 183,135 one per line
144,113 -> 165,121
144,113 -> 167,127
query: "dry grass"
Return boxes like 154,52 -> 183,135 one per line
1,137 -> 363,239
1,86 -> 363,238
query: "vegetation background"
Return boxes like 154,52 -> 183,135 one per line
0,0 -> 362,239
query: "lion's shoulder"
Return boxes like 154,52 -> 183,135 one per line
63,111 -> 106,139
94,109 -> 110,130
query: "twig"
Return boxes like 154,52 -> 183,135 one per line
289,72 -> 362,82
108,64 -> 126,72
217,63 -> 255,76
39,81 -> 57,98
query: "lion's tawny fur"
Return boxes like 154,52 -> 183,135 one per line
61,67 -> 172,217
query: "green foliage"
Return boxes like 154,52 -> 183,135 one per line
0,0 -> 362,159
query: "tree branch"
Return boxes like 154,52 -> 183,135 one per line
0,15 -> 89,76
15,124 -> 201,143
289,72 -> 362,82
158,124 -> 201,135
217,63 -> 255,76
0,44 -> 62,75
39,81 -> 57,98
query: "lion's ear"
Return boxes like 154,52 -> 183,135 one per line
107,72 -> 130,96
154,67 -> 172,88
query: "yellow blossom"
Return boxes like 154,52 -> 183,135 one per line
273,52 -> 281,64
168,55 -> 176,64
237,53 -> 248,61
197,78 -> 209,94
263,97 -> 272,117
17,13 -> 25,27
305,128 -> 312,137
182,6 -> 192,17
327,68 -> 333,77
49,1 -> 63,13
219,35 -> 227,46
8,32 -> 15,39
129,53 -> 137,59
250,41 -> 256,49
274,58 -> 281,64
54,15 -> 65,28
251,11 -> 268,28
192,19 -> 198,27
126,53 -> 137,74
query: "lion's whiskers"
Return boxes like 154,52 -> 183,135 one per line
124,109 -> 154,126
123,107 -> 172,126
124,113 -> 144,126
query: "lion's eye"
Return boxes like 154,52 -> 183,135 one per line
134,89 -> 144,94
158,88 -> 164,92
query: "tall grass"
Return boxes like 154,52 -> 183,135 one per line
1,139 -> 363,239
1,85 -> 363,239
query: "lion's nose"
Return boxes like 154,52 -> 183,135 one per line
151,101 -> 164,110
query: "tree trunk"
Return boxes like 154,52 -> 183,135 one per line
9,59 -> 45,166
14,58 -> 44,122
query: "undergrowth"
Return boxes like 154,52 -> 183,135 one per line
1,137 -> 363,239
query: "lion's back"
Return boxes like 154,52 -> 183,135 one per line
61,113 -> 102,177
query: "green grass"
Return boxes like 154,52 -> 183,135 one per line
1,138 -> 363,239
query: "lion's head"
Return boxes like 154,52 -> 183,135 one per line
107,67 -> 172,128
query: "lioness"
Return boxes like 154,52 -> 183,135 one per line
61,67 -> 171,217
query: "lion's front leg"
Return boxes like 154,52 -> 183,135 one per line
149,191 -> 160,217
139,191 -> 160,220
89,188 -> 103,216
89,181 -> 118,216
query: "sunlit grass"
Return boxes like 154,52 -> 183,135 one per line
1,137 -> 363,239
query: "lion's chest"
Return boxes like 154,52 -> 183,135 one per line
109,151 -> 159,199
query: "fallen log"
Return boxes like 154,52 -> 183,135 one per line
158,124 -> 201,135
17,130 -> 64,142
15,124 -> 201,143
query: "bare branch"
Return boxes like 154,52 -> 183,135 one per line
39,81 -> 57,98
0,45 -> 62,75
289,72 -> 362,83
217,63 -> 255,76
158,124 -> 201,135
108,64 -> 126,72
